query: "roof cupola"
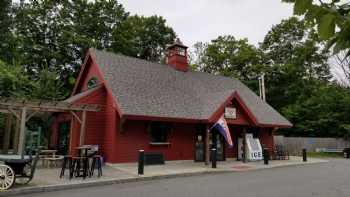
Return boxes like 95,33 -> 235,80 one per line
166,38 -> 189,72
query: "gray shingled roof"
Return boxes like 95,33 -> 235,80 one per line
89,48 -> 292,127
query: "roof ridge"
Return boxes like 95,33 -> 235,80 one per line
90,48 -> 177,71
90,48 -> 242,81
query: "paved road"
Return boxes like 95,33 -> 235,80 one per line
18,159 -> 350,197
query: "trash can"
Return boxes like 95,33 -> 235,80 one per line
343,148 -> 350,158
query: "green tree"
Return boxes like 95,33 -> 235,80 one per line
112,15 -> 176,62
0,0 -> 20,63
31,67 -> 69,100
281,83 -> 350,138
192,35 -> 264,87
7,0 -> 176,94
0,60 -> 36,99
0,60 -> 68,100
260,17 -> 331,110
12,0 -> 129,90
283,0 -> 350,56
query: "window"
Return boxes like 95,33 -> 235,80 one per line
177,47 -> 186,56
150,122 -> 172,144
87,77 -> 99,89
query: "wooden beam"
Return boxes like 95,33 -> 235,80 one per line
69,116 -> 74,154
2,114 -> 12,154
8,108 -> 20,119
79,111 -> 87,146
205,125 -> 210,165
70,111 -> 82,123
18,107 -> 27,158
26,110 -> 39,121
0,109 -> 10,113
0,100 -> 100,112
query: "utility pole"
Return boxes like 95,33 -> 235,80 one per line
258,73 -> 266,101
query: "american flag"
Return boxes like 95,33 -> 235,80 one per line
211,116 -> 233,147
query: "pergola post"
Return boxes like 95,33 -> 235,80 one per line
18,107 -> 27,157
13,118 -> 20,153
2,114 -> 12,154
79,111 -> 87,146
205,125 -> 210,165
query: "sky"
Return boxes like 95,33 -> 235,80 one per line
118,0 -> 294,47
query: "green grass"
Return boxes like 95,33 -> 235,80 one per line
307,152 -> 343,158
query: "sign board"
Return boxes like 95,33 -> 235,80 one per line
246,134 -> 263,161
224,107 -> 236,119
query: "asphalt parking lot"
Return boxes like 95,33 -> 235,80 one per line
17,159 -> 350,197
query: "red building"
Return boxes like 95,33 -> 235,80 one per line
51,39 -> 292,163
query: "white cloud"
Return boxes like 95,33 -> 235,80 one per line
118,0 -> 293,47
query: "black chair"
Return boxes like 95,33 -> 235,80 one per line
71,156 -> 89,179
59,155 -> 73,179
90,155 -> 103,177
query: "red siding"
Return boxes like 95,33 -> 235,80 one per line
69,87 -> 109,156
110,120 -> 196,163
75,58 -> 105,94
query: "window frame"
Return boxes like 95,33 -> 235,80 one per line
87,76 -> 99,89
148,122 -> 172,145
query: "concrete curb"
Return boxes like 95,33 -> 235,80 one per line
0,159 -> 328,196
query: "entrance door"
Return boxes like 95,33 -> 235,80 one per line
211,132 -> 225,161
194,132 -> 205,162
194,131 -> 226,162
57,122 -> 70,155
215,134 -> 225,161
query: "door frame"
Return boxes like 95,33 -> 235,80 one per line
194,129 -> 226,162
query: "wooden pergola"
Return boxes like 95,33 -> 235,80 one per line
0,98 -> 100,157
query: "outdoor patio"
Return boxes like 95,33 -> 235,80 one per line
9,156 -> 327,191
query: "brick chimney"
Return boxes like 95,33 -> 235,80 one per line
166,38 -> 189,72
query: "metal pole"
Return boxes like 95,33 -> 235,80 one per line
263,148 -> 269,165
258,77 -> 262,100
261,73 -> 266,101
211,148 -> 217,168
138,150 -> 145,175
302,148 -> 307,162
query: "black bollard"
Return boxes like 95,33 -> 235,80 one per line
302,148 -> 307,162
263,148 -> 269,165
211,148 -> 217,168
138,150 -> 145,175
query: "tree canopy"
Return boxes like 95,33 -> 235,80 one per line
0,0 -> 176,96
283,0 -> 350,56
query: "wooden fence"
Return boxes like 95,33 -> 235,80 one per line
274,136 -> 350,155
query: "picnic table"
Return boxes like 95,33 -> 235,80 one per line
40,150 -> 63,168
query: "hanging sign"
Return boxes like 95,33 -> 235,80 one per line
224,107 -> 236,119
